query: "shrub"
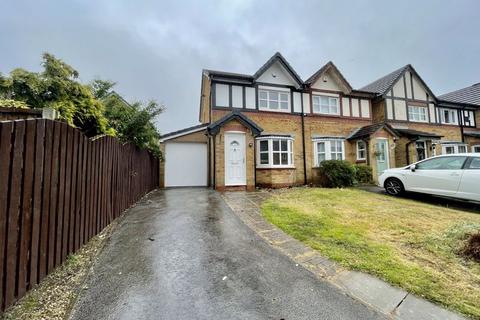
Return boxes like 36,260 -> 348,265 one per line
318,160 -> 355,188
463,232 -> 480,261
353,164 -> 373,184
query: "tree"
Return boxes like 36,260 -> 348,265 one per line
0,53 -> 111,137
100,88 -> 164,157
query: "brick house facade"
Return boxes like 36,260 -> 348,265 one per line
159,53 -> 480,190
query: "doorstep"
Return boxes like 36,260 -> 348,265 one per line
221,190 -> 466,320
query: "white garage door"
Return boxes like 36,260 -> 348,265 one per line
165,142 -> 207,187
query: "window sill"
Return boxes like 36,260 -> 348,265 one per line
408,119 -> 429,123
256,166 -> 296,170
258,108 -> 291,113
356,159 -> 367,163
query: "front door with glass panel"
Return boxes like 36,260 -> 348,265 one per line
375,139 -> 389,177
225,132 -> 246,186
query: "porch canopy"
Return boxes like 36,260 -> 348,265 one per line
394,128 -> 443,140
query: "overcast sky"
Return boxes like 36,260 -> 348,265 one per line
1,0 -> 479,133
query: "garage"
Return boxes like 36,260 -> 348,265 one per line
160,124 -> 209,187
164,142 -> 207,187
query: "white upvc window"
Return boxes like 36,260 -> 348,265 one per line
258,89 -> 290,111
312,95 -> 340,115
442,144 -> 468,154
256,137 -> 294,168
313,139 -> 345,166
408,105 -> 428,122
356,140 -> 367,160
472,145 -> 480,153
439,108 -> 458,125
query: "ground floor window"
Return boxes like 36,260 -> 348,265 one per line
356,140 -> 366,160
473,145 -> 480,153
442,144 -> 467,154
313,139 -> 345,166
256,137 -> 294,168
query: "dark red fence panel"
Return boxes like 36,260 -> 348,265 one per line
0,119 -> 159,312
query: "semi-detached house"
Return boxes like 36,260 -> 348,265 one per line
159,52 -> 480,191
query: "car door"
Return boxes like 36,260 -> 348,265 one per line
455,157 -> 480,201
404,156 -> 467,196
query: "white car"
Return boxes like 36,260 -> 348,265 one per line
378,153 -> 480,202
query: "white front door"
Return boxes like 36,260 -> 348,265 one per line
225,132 -> 246,186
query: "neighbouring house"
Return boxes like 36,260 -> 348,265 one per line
361,66 -> 480,167
159,52 -> 480,191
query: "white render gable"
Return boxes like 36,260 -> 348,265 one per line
256,61 -> 299,87
310,69 -> 345,92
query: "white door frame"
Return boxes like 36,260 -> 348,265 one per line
224,132 -> 246,186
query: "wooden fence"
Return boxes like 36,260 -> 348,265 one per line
0,119 -> 159,311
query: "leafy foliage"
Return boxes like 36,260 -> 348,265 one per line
0,99 -> 29,109
100,89 -> 163,158
0,53 -> 163,157
318,160 -> 355,188
0,53 -> 110,137
353,164 -> 373,184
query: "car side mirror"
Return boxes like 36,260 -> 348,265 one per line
409,164 -> 417,172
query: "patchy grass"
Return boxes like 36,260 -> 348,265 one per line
261,188 -> 480,319
1,223 -> 117,320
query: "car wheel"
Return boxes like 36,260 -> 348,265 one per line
384,178 -> 404,196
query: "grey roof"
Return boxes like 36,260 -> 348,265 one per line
347,123 -> 398,140
204,52 -> 303,88
464,131 -> 480,138
253,52 -> 303,86
304,61 -> 353,92
360,65 -> 410,94
395,128 -> 443,139
207,111 -> 263,136
438,83 -> 480,106
160,124 -> 208,140
361,64 -> 437,100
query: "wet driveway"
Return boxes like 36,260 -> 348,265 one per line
70,188 -> 385,320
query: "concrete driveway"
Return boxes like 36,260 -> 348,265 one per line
70,188 -> 385,320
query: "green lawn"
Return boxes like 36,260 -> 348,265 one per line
261,188 -> 480,319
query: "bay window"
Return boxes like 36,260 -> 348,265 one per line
312,95 -> 340,115
256,137 -> 294,168
408,105 -> 428,122
258,89 -> 290,111
356,140 -> 367,160
313,139 -> 345,166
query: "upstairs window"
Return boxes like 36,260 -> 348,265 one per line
356,140 -> 367,160
314,139 -> 345,166
408,105 -> 428,122
440,108 -> 458,125
258,89 -> 289,111
256,137 -> 294,168
312,95 -> 340,115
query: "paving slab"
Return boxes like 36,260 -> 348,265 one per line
394,294 -> 465,320
331,271 -> 407,314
